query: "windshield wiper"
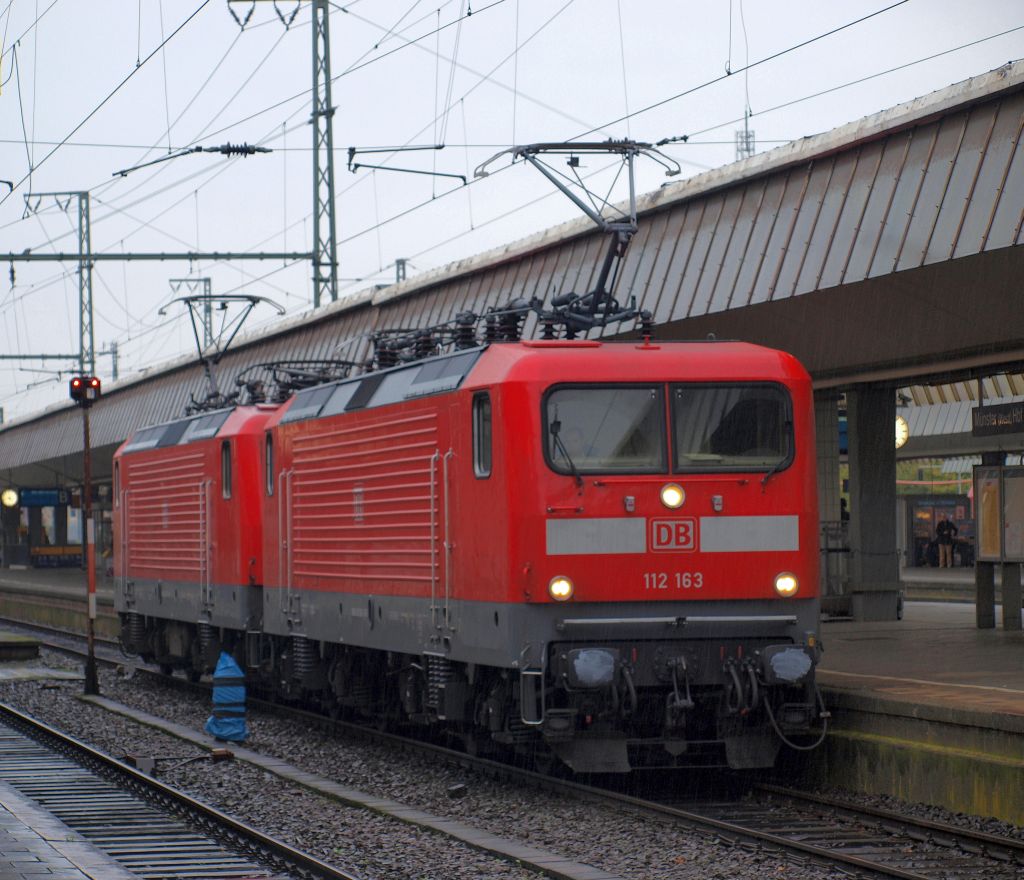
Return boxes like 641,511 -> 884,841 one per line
760,441 -> 791,492
550,420 -> 583,489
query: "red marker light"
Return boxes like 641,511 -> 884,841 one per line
69,375 -> 100,404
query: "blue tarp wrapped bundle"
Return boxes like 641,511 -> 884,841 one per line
204,652 -> 248,742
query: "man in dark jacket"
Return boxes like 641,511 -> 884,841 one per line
936,514 -> 959,568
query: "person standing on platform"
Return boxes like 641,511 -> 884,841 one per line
936,514 -> 959,568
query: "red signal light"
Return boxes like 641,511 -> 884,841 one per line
69,375 -> 101,405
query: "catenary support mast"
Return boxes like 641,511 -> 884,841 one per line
311,0 -> 338,307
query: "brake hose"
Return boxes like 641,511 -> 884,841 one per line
764,683 -> 829,751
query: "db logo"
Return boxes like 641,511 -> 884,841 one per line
650,518 -> 697,552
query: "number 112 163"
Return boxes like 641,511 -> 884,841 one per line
643,571 -> 704,590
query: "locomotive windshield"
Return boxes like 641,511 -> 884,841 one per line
543,383 -> 792,475
672,383 -> 791,471
545,386 -> 666,473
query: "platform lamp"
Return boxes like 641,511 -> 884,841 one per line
69,375 -> 101,696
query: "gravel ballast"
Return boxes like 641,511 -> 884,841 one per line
0,651 -> 859,880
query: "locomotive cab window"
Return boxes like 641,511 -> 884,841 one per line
265,433 -> 274,496
221,440 -> 232,499
472,392 -> 492,478
544,385 -> 666,474
672,383 -> 792,472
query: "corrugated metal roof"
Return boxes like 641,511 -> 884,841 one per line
2,62 -> 1023,472
906,373 -> 1024,404
902,393 -> 1024,437
940,456 -> 981,474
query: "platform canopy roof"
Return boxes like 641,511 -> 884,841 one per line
2,61 -> 1024,483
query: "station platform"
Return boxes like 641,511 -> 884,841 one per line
898,564 -> 997,602
0,566 -> 1021,824
0,780 -> 136,880
0,567 -> 118,640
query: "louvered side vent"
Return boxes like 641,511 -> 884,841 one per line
124,451 -> 208,580
289,411 -> 439,590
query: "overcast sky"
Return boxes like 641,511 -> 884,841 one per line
0,0 -> 1021,422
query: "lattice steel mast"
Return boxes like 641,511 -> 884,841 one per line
311,0 -> 338,307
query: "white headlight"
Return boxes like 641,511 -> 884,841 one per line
548,576 -> 574,601
660,483 -> 685,509
774,572 -> 799,597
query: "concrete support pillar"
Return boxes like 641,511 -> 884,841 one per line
814,393 -> 841,522
976,561 -> 996,629
846,387 -> 900,621
815,392 -> 844,612
1002,562 -> 1022,632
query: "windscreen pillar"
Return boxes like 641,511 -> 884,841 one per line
846,387 -> 900,621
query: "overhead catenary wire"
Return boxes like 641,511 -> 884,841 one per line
2,0 -> 573,259
317,0 -> 922,283
571,0 -> 912,140
93,21 -> 1024,264
328,20 -> 1022,297
0,0 -> 58,66
19,6 -> 1006,314
0,0 -> 213,207
4,11 -> 1014,284
5,0 -> 579,269
661,26 -> 1024,145
94,22 -> 285,209
157,0 -> 173,154
1,0 -> 443,252
168,0 -> 506,153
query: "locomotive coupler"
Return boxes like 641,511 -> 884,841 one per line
741,658 -> 761,712
665,656 -> 693,729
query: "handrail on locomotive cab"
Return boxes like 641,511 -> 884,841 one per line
429,450 -> 440,630
442,449 -> 455,631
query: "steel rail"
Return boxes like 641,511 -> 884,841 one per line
0,700 -> 360,880
756,783 -> 1024,862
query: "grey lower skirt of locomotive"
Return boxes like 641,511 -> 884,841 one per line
515,628 -> 824,773
120,609 -> 825,774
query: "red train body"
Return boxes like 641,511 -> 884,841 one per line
115,339 -> 824,772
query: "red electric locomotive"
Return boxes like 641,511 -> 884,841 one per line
114,405 -> 272,675
115,333 -> 826,772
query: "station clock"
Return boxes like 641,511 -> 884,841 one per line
895,415 -> 910,450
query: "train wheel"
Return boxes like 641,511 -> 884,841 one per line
460,729 -> 486,758
532,749 -> 557,775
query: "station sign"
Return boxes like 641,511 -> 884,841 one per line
18,488 -> 71,507
972,401 -> 1024,437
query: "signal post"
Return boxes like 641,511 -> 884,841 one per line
70,375 -> 101,695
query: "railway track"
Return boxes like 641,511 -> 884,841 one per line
650,784 -> 1024,880
5,617 -> 1024,880
0,701 -> 358,880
